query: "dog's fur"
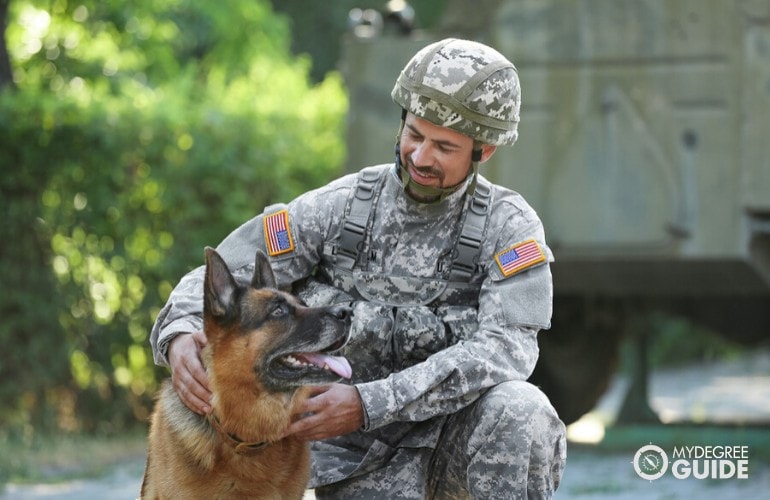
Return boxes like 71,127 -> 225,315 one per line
141,248 -> 351,499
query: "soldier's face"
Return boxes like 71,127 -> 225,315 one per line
400,114 -> 495,193
400,114 -> 475,190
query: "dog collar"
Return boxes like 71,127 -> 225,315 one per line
208,413 -> 270,455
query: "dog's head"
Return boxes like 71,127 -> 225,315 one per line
202,247 -> 351,393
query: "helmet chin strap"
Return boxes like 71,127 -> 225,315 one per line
394,113 -> 482,204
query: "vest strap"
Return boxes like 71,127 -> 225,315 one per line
448,179 -> 492,281
335,168 -> 383,270
332,167 -> 492,285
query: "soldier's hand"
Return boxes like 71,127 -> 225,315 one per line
168,330 -> 212,415
284,384 -> 365,442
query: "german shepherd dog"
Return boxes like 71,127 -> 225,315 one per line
141,248 -> 352,499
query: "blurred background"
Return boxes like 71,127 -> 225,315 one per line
1,0 -> 769,496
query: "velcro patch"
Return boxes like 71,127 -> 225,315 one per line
263,209 -> 295,256
494,239 -> 546,277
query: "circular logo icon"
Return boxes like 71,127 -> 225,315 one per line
633,444 -> 668,481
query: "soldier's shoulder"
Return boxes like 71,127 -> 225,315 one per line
486,179 -> 539,219
316,164 -> 391,194
293,165 -> 392,215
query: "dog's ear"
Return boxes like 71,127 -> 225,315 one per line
204,247 -> 238,318
251,249 -> 277,289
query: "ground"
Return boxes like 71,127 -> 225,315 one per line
2,349 -> 769,499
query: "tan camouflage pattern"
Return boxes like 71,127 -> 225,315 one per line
150,163 -> 566,497
392,38 -> 521,146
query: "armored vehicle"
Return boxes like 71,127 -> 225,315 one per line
341,0 -> 770,424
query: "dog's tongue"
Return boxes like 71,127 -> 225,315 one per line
300,353 -> 352,379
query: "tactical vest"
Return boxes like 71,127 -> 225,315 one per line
318,166 -> 493,309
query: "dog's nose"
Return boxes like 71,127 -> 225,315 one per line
329,305 -> 352,322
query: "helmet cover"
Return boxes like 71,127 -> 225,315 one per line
392,38 -> 520,146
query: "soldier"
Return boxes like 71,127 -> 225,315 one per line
151,38 -> 566,498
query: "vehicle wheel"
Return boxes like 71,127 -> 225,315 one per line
528,297 -> 623,425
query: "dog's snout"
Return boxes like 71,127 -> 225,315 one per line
329,305 -> 352,322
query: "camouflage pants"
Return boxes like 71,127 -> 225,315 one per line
315,381 -> 566,499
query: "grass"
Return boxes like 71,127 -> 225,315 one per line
0,431 -> 147,486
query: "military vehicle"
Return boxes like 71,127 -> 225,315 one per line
340,0 -> 770,424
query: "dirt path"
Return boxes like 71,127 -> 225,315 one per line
1,459 -> 145,500
3,448 -> 768,500
3,350 -> 769,499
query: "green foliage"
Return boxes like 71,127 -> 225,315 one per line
618,312 -> 745,375
644,313 -> 745,368
0,0 -> 347,436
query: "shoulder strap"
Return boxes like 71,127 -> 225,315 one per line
334,168 -> 385,270
448,178 -> 492,281
331,167 -> 491,280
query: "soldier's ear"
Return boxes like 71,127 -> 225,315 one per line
480,144 -> 497,163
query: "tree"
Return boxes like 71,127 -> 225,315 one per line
1,0 -> 347,435
0,0 -> 12,89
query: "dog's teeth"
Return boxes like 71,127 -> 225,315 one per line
282,355 -> 315,368
284,355 -> 301,367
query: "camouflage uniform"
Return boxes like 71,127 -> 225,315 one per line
150,38 -> 566,498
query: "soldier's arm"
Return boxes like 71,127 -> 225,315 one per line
150,177 -> 351,366
149,210 -> 270,366
355,209 -> 552,430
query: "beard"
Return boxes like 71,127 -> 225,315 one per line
404,155 -> 445,187
396,147 -> 472,203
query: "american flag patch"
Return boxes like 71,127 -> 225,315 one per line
263,209 -> 295,256
494,239 -> 546,277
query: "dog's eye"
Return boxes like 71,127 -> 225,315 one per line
270,303 -> 288,317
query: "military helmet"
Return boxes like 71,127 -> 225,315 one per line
391,38 -> 520,146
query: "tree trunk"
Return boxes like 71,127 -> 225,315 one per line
0,0 -> 14,90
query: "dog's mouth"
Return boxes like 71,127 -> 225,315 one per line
270,337 -> 352,382
279,352 -> 352,379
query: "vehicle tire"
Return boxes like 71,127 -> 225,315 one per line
528,297 -> 623,425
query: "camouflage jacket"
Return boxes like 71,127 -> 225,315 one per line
150,163 -> 553,485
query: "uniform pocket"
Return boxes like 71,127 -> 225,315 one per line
392,306 -> 448,369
